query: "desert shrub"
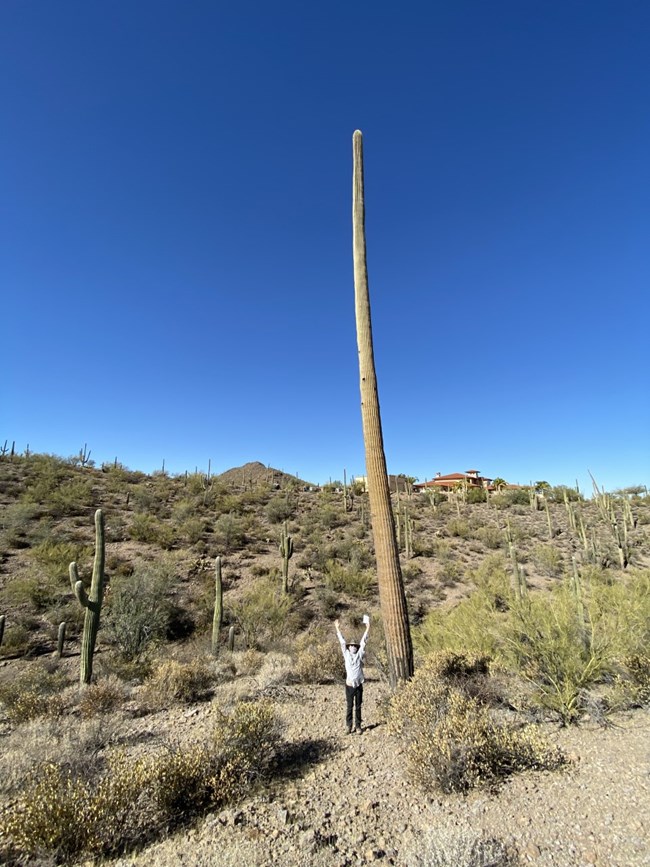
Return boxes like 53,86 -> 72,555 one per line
105,568 -> 170,661
29,538 -> 92,580
324,559 -> 373,598
253,651 -> 295,690
131,484 -> 165,515
402,561 -> 423,582
1,570 -> 62,611
466,487 -> 487,505
236,648 -> 265,675
474,525 -> 503,549
266,495 -> 295,524
0,664 -> 69,724
21,459 -> 94,517
315,503 -> 344,530
0,715 -> 122,797
0,700 -> 281,863
77,676 -> 127,718
549,485 -> 582,503
467,553 -> 511,602
388,655 -> 566,793
437,560 -> 463,587
0,502 -> 40,548
0,617 -> 34,656
178,516 -> 206,545
502,572 -> 650,722
294,628 -> 345,683
405,828 -> 519,867
128,513 -> 175,548
614,654 -> 650,707
139,658 -> 216,710
416,586 -> 504,659
213,512 -> 248,550
229,578 -> 293,647
446,518 -> 470,538
531,544 -> 564,577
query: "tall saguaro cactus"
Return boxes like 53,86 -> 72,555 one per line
279,522 -> 294,594
212,555 -> 223,656
69,509 -> 106,685
352,130 -> 413,687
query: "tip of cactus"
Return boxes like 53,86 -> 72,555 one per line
353,129 -> 363,138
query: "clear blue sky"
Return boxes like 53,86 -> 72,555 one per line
2,1 -> 648,492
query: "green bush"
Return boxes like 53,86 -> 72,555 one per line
105,568 -> 171,661
531,544 -> 564,577
0,502 -> 40,548
213,512 -> 248,550
474,525 -> 503,549
230,578 -> 293,647
29,538 -> 92,580
446,518 -> 470,538
265,495 -> 295,524
388,655 -> 566,793
418,567 -> 650,723
128,513 -> 175,548
1,569 -> 64,612
324,559 -> 374,598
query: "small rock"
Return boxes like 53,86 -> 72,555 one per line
522,841 -> 541,859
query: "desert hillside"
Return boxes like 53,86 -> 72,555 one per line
0,454 -> 648,866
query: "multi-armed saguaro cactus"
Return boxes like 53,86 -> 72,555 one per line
69,509 -> 105,685
212,555 -> 223,656
279,522 -> 294,594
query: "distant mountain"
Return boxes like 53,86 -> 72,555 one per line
215,461 -> 314,489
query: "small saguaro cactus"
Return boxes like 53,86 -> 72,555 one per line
57,621 -> 66,658
227,625 -> 236,652
212,556 -> 223,656
70,509 -> 106,685
0,614 -> 5,648
279,521 -> 294,594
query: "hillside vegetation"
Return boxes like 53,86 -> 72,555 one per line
0,452 -> 649,865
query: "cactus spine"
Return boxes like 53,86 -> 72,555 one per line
279,522 -> 294,594
70,509 -> 105,685
212,556 -> 223,656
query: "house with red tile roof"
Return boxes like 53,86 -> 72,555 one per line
413,469 -> 493,492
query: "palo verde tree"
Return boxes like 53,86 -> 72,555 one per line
352,129 -> 413,687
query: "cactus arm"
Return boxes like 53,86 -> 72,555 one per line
74,580 -> 89,608
69,562 -> 80,595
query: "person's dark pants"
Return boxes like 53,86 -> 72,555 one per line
345,684 -> 363,730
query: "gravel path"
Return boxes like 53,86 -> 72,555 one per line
107,676 -> 650,867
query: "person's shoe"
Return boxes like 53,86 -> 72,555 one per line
355,726 -> 363,734
346,726 -> 352,734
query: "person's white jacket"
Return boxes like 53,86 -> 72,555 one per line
336,625 -> 369,687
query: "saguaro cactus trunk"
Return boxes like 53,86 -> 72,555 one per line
212,555 -> 223,656
352,129 -> 413,687
70,509 -> 105,685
